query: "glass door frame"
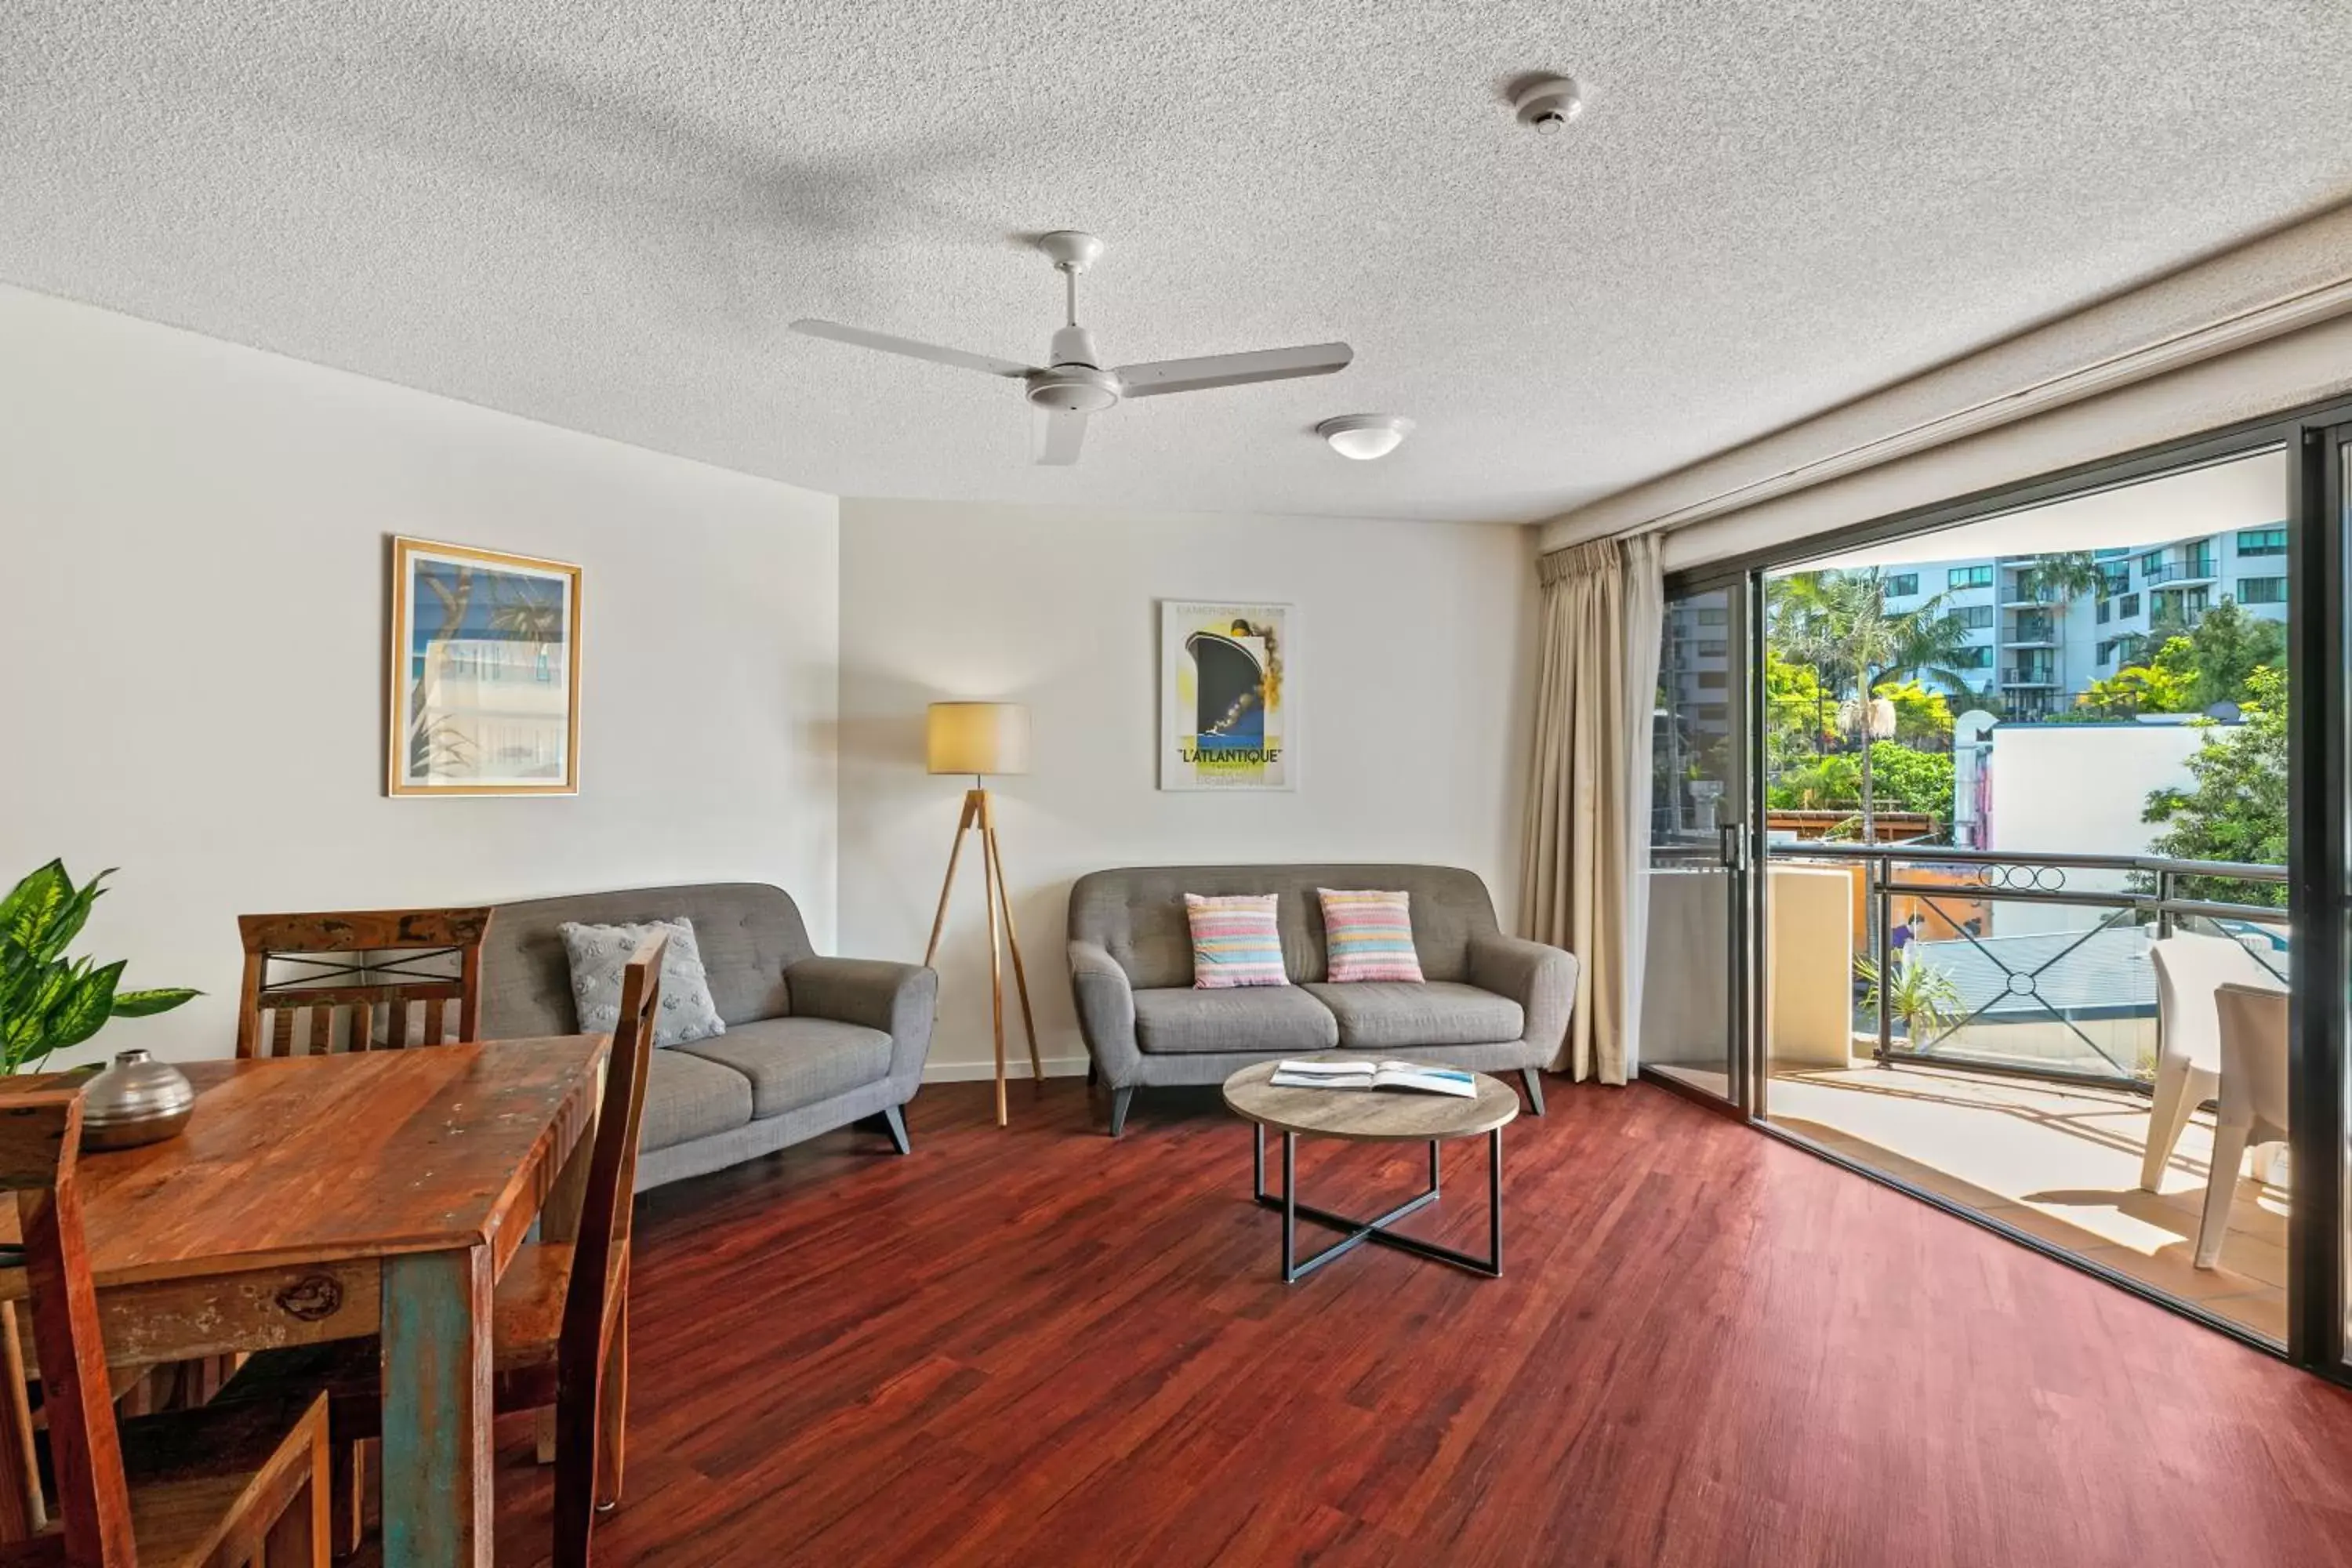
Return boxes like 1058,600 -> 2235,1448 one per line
1643,568 -> 1761,1117
2288,417 -> 2349,1373
1641,388 -> 2352,1382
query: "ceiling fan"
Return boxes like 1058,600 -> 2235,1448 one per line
790,231 -> 1352,466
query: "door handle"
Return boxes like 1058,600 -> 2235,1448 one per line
1718,822 -> 1746,870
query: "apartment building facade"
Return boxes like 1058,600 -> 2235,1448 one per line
1880,524 -> 2288,717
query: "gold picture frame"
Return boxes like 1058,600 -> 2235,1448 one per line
387,537 -> 583,797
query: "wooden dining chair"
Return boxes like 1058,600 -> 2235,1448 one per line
234,908 -> 494,1058
222,931 -> 664,1564
0,1084 -> 332,1566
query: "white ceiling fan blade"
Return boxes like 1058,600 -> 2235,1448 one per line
789,319 -> 1036,379
1113,341 -> 1353,398
1033,407 -> 1088,466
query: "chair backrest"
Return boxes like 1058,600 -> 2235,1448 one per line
2215,982 -> 2291,1136
0,1086 -> 136,1565
561,931 -> 665,1353
235,908 -> 495,1058
2147,933 -> 2280,1076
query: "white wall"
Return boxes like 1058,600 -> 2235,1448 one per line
836,498 -> 1536,1081
0,285 -> 841,1067
1986,720 -> 2212,934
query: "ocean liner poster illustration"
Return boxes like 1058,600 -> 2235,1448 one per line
1159,601 -> 1293,791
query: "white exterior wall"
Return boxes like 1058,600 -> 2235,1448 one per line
1983,721 -> 2218,933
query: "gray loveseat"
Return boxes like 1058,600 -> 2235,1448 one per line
480,882 -> 937,1191
1067,864 -> 1578,1135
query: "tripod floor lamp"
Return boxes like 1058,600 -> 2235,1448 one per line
923,702 -> 1042,1126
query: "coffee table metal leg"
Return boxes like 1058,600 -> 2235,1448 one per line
1253,1130 -> 1499,1283
1281,1132 -> 1298,1281
1488,1127 -> 1502,1274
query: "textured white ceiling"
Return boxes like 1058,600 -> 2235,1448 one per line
5,2 -> 2351,523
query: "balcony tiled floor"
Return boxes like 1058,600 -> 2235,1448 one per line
1765,1062 -> 2287,1342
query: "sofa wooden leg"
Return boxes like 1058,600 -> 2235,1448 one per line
881,1104 -> 912,1156
1520,1069 -> 1547,1116
1108,1087 -> 1134,1138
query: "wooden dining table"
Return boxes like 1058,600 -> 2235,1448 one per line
0,1033 -> 608,1567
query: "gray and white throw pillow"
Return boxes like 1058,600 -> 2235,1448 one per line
557,917 -> 727,1048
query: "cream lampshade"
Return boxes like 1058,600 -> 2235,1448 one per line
927,702 -> 1032,779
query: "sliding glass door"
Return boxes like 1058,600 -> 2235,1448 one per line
2299,421 -> 2351,1371
1643,575 -> 1751,1109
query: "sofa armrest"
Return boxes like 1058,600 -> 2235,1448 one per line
786,956 -> 938,1090
1067,940 -> 1142,1087
1469,933 -> 1581,1067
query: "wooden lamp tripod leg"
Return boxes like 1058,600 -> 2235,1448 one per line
924,790 -> 982,968
980,797 -> 1008,1126
924,786 -> 1035,1128
978,793 -> 1044,1092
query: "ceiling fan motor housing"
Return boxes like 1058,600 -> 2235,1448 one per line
1026,365 -> 1119,412
1048,323 -> 1101,368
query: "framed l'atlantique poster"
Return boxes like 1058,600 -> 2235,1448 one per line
387,537 -> 582,797
1159,600 -> 1294,791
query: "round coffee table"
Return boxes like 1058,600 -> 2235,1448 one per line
1222,1057 -> 1519,1283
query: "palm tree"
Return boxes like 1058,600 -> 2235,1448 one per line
2017,551 -> 2102,706
1771,568 -> 1975,843
487,578 -> 563,644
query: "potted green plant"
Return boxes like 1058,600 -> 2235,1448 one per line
0,861 -> 199,1073
1855,953 -> 1962,1045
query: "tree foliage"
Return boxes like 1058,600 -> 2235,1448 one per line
1769,569 -> 1978,700
2175,600 -> 2287,710
1768,741 -> 1955,821
2071,600 -> 2285,724
1762,647 -> 1830,776
2070,659 -> 2196,720
1766,569 -> 1974,835
2143,666 -> 2288,906
1875,678 -> 1954,751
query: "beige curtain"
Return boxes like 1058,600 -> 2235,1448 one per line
1519,534 -> 1664,1083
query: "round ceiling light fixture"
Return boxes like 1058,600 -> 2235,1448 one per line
1510,74 -> 1584,134
1316,414 -> 1413,461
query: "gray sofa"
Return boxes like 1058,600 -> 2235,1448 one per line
1067,864 -> 1579,1135
479,883 -> 937,1191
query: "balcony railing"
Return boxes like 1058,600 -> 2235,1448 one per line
1764,842 -> 2288,1091
2142,559 -> 2218,586
2000,666 -> 2056,685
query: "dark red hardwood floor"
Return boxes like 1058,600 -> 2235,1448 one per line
459,1078 -> 2352,1566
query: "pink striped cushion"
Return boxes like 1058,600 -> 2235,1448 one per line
1319,889 -> 1425,982
1184,893 -> 1290,989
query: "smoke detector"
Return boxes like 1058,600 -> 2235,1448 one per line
1511,74 -> 1584,134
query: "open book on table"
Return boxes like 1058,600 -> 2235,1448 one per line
1268,1059 -> 1478,1098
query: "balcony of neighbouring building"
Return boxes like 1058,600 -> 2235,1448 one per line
2143,555 -> 2219,586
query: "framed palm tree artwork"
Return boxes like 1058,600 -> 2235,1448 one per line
387,537 -> 582,797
